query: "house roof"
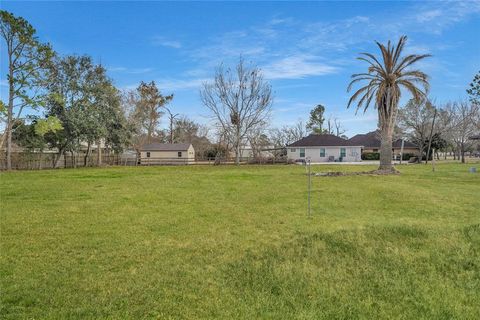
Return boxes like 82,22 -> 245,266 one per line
140,143 -> 192,151
349,131 -> 417,149
287,134 -> 360,147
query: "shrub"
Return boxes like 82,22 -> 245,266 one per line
402,153 -> 416,161
361,152 -> 380,160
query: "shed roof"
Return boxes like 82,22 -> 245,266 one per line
140,143 -> 192,151
287,134 -> 360,147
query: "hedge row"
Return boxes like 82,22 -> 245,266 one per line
361,152 -> 417,161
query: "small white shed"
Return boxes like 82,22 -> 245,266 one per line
139,143 -> 195,165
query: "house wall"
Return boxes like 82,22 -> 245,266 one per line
140,145 -> 195,164
287,146 -> 362,162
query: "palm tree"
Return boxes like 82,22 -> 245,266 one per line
348,36 -> 430,172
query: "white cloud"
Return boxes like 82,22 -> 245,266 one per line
108,66 -> 153,74
121,77 -> 208,92
416,9 -> 443,23
263,55 -> 339,80
155,78 -> 208,91
151,36 -> 182,49
274,102 -> 313,113
407,1 -> 480,34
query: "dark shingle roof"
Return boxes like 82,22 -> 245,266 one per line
349,131 -> 417,149
287,134 -> 361,147
140,143 -> 192,151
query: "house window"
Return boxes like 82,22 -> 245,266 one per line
300,148 -> 305,158
373,149 -> 378,152
290,148 -> 296,152
178,151 -> 182,158
320,148 -> 326,157
146,152 -> 150,158
340,148 -> 346,158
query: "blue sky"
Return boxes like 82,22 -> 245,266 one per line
1,1 -> 479,137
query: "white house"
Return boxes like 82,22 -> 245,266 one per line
287,134 -> 362,162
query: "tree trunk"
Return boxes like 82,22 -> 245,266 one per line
38,151 -> 43,170
379,126 -> 394,171
54,148 -> 65,168
235,142 -> 240,165
6,45 -> 14,171
96,139 -> 102,166
84,142 -> 91,167
5,121 -> 13,170
461,143 -> 465,163
417,143 -> 424,163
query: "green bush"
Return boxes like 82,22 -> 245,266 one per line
402,153 -> 416,161
361,152 -> 380,160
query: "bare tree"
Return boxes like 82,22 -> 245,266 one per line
397,98 -> 437,162
200,57 -> 273,165
164,107 -> 179,144
434,104 -> 456,158
324,116 -> 346,137
450,101 -> 479,163
247,125 -> 270,160
269,120 -> 306,158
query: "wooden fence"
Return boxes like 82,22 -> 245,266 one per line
0,152 -> 136,170
0,152 -> 288,170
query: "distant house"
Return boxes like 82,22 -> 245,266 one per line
227,144 -> 276,160
139,143 -> 195,165
349,131 -> 418,157
287,134 -> 362,162
469,134 -> 480,141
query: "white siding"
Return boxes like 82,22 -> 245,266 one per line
140,145 -> 195,164
287,146 -> 362,162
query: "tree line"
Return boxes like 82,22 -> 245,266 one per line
0,11 -> 213,169
0,10 -> 334,169
2,11 -> 479,171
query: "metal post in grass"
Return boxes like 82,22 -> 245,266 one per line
432,148 -> 436,172
307,157 -> 312,218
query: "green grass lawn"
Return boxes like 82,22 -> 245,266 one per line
1,163 -> 479,319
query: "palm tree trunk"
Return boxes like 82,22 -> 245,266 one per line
379,126 -> 393,171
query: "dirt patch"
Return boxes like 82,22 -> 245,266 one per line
313,168 -> 400,177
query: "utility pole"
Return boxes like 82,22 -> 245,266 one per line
165,107 -> 179,144
425,107 -> 437,165
399,138 -> 405,165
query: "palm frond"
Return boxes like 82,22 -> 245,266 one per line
395,54 -> 431,73
347,84 -> 373,109
392,36 -> 407,67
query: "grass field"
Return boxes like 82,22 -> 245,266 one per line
1,163 -> 479,319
